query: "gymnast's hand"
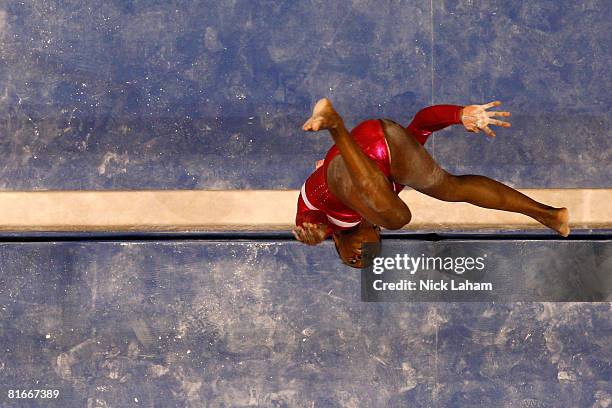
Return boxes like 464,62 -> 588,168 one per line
461,100 -> 511,137
292,222 -> 328,245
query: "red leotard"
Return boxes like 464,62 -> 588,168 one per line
296,105 -> 463,236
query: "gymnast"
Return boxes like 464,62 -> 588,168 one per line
293,98 -> 570,268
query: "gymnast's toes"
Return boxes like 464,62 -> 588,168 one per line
556,207 -> 570,237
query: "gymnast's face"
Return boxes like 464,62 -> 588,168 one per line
333,223 -> 381,268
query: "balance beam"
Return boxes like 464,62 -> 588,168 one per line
0,189 -> 608,232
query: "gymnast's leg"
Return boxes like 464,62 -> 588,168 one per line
303,99 -> 412,229
421,171 -> 569,236
382,119 -> 570,236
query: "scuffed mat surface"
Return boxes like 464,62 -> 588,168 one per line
0,240 -> 610,407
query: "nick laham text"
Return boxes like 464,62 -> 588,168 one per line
372,279 -> 493,292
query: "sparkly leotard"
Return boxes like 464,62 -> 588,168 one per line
296,105 -> 463,236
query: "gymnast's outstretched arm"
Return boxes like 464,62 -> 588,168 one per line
407,101 -> 511,145
406,104 -> 464,144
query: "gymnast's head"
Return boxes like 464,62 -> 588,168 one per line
332,222 -> 381,268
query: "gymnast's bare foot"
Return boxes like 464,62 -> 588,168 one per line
302,98 -> 342,131
539,207 -> 570,237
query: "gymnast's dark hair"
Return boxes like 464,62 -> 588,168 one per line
334,235 -> 380,269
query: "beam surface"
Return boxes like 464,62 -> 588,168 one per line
0,189 -> 609,231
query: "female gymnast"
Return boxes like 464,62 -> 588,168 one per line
293,98 -> 570,268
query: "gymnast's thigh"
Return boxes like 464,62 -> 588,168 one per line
326,155 -> 403,221
382,119 -> 446,190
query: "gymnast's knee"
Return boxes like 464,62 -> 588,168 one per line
379,209 -> 412,230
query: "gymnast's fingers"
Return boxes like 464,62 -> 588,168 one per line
313,226 -> 325,242
307,223 -> 321,240
292,228 -> 304,242
483,126 -> 496,137
299,227 -> 310,242
303,222 -> 316,234
481,100 -> 502,110
298,226 -> 311,242
302,225 -> 316,244
315,228 -> 327,243
487,111 -> 511,117
489,119 -> 511,128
